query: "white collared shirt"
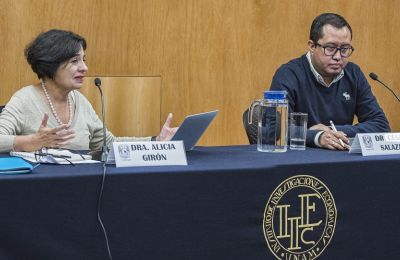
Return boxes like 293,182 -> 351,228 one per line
306,51 -> 344,88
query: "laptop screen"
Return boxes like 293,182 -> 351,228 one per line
172,110 -> 218,151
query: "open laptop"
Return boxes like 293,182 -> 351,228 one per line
172,110 -> 218,151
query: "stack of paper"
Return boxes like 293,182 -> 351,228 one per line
10,149 -> 99,164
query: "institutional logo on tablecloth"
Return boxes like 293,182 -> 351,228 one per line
263,175 -> 337,259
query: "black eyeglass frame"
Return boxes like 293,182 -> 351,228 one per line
314,42 -> 354,58
34,147 -> 75,165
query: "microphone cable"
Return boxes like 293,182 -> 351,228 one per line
97,161 -> 113,260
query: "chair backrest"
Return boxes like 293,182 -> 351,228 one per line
242,101 -> 282,145
242,102 -> 260,144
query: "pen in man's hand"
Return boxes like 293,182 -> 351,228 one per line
329,120 -> 345,147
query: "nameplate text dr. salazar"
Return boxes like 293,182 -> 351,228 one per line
349,133 -> 400,156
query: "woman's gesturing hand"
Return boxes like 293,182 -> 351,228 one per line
13,113 -> 75,152
157,113 -> 178,141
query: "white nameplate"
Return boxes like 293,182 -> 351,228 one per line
349,133 -> 400,156
108,141 -> 187,167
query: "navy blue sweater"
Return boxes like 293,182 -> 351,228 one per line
270,54 -> 390,147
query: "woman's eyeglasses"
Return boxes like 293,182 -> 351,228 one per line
34,148 -> 75,165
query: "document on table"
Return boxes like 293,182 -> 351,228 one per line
10,149 -> 101,164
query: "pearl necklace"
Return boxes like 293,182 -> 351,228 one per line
41,81 -> 73,126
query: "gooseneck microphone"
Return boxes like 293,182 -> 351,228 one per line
94,78 -> 108,161
94,77 -> 113,260
369,72 -> 400,102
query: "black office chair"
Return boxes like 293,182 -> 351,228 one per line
0,105 -> 4,113
243,102 -> 282,145
242,102 -> 260,144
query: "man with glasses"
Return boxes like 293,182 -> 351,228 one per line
269,13 -> 390,150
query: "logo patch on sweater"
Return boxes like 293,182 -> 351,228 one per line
342,92 -> 351,101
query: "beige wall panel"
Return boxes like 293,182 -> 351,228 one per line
1,0 -> 399,146
80,77 -> 161,137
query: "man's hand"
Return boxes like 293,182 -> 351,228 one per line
319,130 -> 350,150
310,123 -> 350,150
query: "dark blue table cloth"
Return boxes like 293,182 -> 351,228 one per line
0,145 -> 399,259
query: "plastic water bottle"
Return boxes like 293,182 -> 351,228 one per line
255,91 -> 288,152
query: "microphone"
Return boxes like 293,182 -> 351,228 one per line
369,72 -> 400,102
94,78 -> 108,162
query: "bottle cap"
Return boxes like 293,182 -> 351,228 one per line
264,90 -> 287,100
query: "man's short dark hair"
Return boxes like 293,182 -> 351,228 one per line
25,29 -> 87,79
310,13 -> 352,43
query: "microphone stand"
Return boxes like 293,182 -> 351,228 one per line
94,78 -> 113,260
94,78 -> 109,162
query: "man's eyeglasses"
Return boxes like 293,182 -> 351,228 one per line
314,42 -> 354,58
